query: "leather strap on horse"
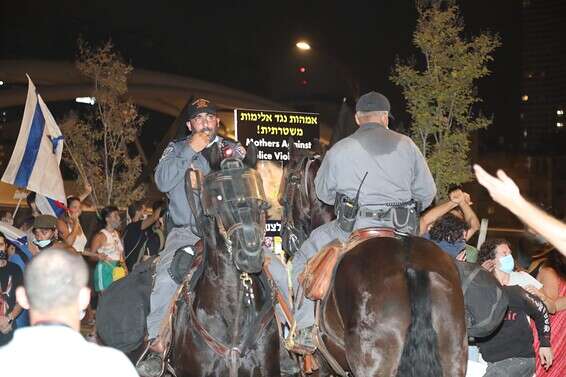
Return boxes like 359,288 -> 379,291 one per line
299,227 -> 397,301
185,274 -> 275,377
314,301 -> 350,377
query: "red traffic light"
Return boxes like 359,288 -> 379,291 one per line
298,66 -> 306,73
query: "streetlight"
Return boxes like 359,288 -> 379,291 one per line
294,39 -> 358,99
295,41 -> 311,51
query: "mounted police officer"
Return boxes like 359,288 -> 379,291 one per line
292,91 -> 437,349
137,98 -> 245,376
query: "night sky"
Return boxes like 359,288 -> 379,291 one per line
1,0 -> 521,144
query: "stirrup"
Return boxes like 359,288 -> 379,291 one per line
284,321 -> 317,355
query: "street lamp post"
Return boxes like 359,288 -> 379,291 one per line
294,39 -> 359,100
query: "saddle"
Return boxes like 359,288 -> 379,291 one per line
264,228 -> 398,375
299,227 -> 397,301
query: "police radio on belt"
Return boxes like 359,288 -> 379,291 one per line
335,172 -> 368,233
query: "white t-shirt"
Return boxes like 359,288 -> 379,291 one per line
0,325 -> 138,376
508,271 -> 543,289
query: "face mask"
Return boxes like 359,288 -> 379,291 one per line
498,254 -> 515,273
437,239 -> 466,258
33,239 -> 52,249
79,309 -> 86,321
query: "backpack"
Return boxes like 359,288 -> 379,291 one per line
455,261 -> 509,339
96,259 -> 155,352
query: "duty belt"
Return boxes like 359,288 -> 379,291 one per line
358,200 -> 417,219
359,207 -> 392,219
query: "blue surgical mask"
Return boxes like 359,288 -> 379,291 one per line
33,239 -> 52,249
498,254 -> 515,273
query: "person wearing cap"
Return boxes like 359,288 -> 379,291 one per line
137,98 -> 245,376
28,215 -> 75,256
290,91 -> 436,349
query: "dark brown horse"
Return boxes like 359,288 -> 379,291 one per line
279,142 -> 467,377
169,147 -> 281,377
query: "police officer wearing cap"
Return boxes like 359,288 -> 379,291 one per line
290,91 -> 437,348
138,98 -> 245,376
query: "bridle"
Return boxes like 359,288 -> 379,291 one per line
181,166 -> 275,377
280,152 -> 321,257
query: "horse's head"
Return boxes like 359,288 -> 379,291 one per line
277,138 -> 334,258
202,143 -> 268,273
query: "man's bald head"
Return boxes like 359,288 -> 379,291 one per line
23,248 -> 89,313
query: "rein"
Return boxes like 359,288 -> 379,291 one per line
181,176 -> 275,376
184,271 -> 275,377
281,154 -> 320,256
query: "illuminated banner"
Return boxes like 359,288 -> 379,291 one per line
234,109 -> 320,162
235,109 -> 320,254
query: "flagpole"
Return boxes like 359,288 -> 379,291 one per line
12,197 -> 23,218
64,141 -> 100,217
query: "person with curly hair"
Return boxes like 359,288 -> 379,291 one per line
420,189 -> 479,259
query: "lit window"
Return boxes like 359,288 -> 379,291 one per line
522,95 -> 529,102
557,123 -> 564,128
557,110 -> 564,116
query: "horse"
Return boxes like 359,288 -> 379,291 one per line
169,144 -> 281,377
278,141 -> 467,377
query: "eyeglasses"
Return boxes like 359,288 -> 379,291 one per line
191,114 -> 216,124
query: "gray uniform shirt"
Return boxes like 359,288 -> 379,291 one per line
314,122 -> 436,210
155,135 -> 245,230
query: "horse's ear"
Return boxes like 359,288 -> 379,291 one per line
243,143 -> 258,168
288,137 -> 295,152
208,143 -> 222,172
312,139 -> 323,155
288,137 -> 301,163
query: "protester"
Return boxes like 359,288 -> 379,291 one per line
123,200 -> 163,271
0,233 -> 23,346
421,189 -> 479,236
4,240 -> 29,329
28,214 -> 73,255
476,238 -> 553,375
0,248 -> 138,376
526,249 -> 566,376
474,164 -> 566,255
0,211 -> 13,226
420,189 -> 480,260
91,206 -> 125,292
57,197 -> 88,253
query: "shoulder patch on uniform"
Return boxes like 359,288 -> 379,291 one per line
159,143 -> 176,162
234,144 -> 246,158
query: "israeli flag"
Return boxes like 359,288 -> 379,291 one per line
0,222 -> 29,254
35,193 -> 67,218
1,75 -> 66,204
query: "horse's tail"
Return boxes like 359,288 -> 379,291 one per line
396,266 -> 442,377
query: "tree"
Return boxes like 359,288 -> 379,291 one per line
391,2 -> 501,198
62,40 -> 146,207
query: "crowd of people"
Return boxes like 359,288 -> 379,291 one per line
0,94 -> 566,377
0,191 -> 167,348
